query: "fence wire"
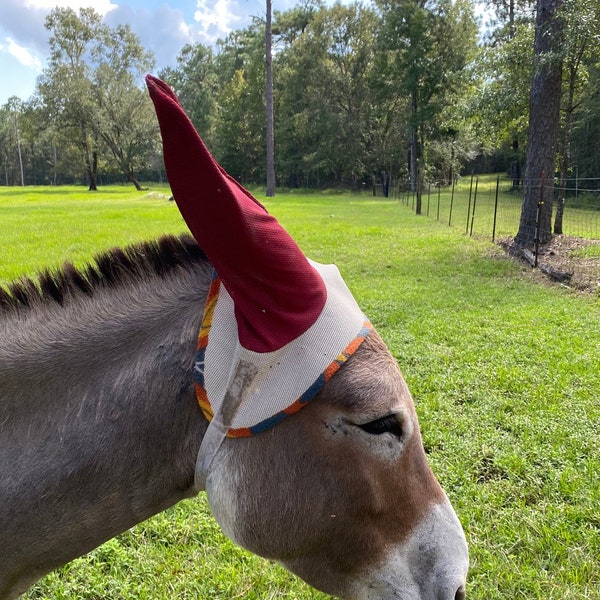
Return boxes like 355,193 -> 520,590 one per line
389,175 -> 600,241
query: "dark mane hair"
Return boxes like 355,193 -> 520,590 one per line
0,234 -> 207,315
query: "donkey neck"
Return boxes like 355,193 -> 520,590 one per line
0,258 -> 211,599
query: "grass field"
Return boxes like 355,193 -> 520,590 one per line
2,184 -> 600,599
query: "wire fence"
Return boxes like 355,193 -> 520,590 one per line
387,174 -> 600,241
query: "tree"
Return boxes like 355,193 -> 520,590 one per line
38,7 -> 156,190
161,26 -> 266,182
38,7 -> 103,190
2,98 -> 25,186
159,43 -> 217,144
553,0 -> 600,233
91,24 -> 156,190
0,105 -> 16,185
474,1 -> 535,187
376,0 -> 478,213
213,25 -> 268,182
571,62 -> 600,183
515,0 -> 564,247
275,2 -> 381,187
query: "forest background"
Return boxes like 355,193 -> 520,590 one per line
1,0 -> 599,210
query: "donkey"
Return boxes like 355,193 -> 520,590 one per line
0,76 -> 468,600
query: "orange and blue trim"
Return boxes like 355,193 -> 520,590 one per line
194,271 -> 221,422
194,271 -> 372,437
226,321 -> 373,438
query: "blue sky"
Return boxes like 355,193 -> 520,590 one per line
0,0 -> 298,106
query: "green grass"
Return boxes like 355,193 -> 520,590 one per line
0,184 -> 183,284
572,243 -> 600,259
2,184 -> 600,599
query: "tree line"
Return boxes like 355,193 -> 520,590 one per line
1,2 -> 599,214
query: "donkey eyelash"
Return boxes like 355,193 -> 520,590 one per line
358,414 -> 403,438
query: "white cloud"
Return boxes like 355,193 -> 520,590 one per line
22,0 -> 117,17
105,4 -> 198,71
194,0 -> 242,42
4,37 -> 42,70
0,0 -> 267,103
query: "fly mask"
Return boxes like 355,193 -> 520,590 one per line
146,75 -> 371,490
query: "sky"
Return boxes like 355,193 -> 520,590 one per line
0,0 -> 298,106
0,0 -> 490,107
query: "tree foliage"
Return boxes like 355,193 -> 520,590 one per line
38,7 -> 100,189
376,0 -> 478,210
36,7 -> 156,189
90,24 -> 157,190
0,0 -> 599,215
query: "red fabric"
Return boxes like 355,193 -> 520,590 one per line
146,75 -> 326,353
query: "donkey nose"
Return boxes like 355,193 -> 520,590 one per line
454,584 -> 466,600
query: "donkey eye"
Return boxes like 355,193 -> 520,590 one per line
358,414 -> 403,438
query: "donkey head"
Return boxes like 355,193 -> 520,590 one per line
147,75 -> 468,600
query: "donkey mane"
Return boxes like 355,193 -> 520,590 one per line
0,234 -> 206,315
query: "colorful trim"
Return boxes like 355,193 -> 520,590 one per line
227,321 -> 372,438
194,271 -> 221,422
193,274 -> 372,437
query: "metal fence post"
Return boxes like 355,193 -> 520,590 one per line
427,183 -> 431,216
492,175 -> 500,242
534,171 -> 546,267
466,172 -> 474,234
449,178 -> 455,227
469,176 -> 479,236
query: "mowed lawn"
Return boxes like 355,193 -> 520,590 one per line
2,185 -> 599,599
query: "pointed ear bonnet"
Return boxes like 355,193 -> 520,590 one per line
146,75 -> 371,487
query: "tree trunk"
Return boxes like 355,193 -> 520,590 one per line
555,106 -> 571,235
409,87 -> 418,194
265,0 -> 276,197
554,39 -> 587,235
127,172 -> 144,191
52,143 -> 58,186
14,114 -> 24,187
515,0 -> 564,247
415,124 -> 424,215
381,171 -> 390,198
80,124 -> 98,191
409,130 -> 417,194
508,0 -> 515,39
511,137 -> 521,189
88,150 -> 98,191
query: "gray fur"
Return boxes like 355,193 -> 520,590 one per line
0,235 -> 468,600
0,238 -> 211,598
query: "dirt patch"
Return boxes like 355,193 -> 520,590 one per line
499,235 -> 600,295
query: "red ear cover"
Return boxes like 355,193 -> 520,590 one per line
146,75 -> 326,353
